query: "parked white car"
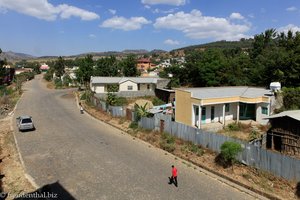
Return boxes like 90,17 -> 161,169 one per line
16,115 -> 35,131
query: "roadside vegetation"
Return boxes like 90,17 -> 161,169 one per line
78,92 -> 296,199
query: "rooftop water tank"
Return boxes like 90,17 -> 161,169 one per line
270,82 -> 281,92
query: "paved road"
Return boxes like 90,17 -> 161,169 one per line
13,76 -> 262,200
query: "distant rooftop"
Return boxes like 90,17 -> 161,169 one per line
179,86 -> 272,99
91,76 -> 167,84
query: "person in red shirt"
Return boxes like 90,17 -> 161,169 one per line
171,165 -> 178,187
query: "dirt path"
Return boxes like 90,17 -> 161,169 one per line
0,116 -> 35,200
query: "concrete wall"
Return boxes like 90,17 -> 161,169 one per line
139,83 -> 155,91
256,102 -> 270,125
175,89 -> 193,126
95,90 -> 155,99
91,83 -> 105,93
119,80 -> 138,91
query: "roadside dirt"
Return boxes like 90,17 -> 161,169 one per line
0,116 -> 35,200
82,100 -> 299,200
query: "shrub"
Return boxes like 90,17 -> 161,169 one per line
159,141 -> 175,152
248,130 -> 259,141
80,92 -> 87,100
129,121 -> 138,129
226,122 -> 241,131
217,141 -> 242,168
44,72 -> 52,81
182,142 -> 204,156
54,78 -> 63,88
152,97 -> 165,106
161,132 -> 175,144
134,103 -> 149,121
114,96 -> 127,106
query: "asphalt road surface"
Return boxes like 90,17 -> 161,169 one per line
13,76 -> 263,200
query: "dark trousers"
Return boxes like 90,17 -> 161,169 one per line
172,176 -> 178,187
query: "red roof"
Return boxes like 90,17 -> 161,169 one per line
137,58 -> 151,63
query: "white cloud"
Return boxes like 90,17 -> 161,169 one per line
278,24 -> 300,34
286,6 -> 297,12
109,9 -> 116,15
144,5 -> 151,9
58,4 -> 100,20
229,12 -> 244,20
89,34 -> 96,38
248,14 -> 255,18
164,39 -> 179,45
0,0 -> 99,21
154,10 -> 250,41
152,8 -> 178,14
141,0 -> 186,6
101,16 -> 151,31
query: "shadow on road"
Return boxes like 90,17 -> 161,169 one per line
13,181 -> 76,200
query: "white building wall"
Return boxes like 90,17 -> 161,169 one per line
119,81 -> 138,91
91,84 -> 105,93
256,102 -> 270,125
204,103 -> 237,124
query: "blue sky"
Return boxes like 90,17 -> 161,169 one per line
0,0 -> 300,56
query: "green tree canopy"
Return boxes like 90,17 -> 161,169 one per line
75,55 -> 94,86
120,55 -> 139,77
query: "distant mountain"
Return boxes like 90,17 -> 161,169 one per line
0,51 -> 36,62
72,49 -> 167,58
171,39 -> 254,55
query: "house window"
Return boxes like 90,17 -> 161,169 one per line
147,84 -> 150,90
225,104 -> 230,112
262,107 -> 268,115
127,85 -> 133,90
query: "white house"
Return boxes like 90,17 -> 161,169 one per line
90,76 -> 169,97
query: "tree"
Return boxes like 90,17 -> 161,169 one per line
0,49 -> 5,79
75,55 -> 94,87
94,56 -> 120,76
53,56 -> 65,77
120,54 -> 139,76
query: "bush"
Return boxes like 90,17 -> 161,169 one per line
217,141 -> 242,168
44,72 -> 52,81
0,86 -> 13,96
226,122 -> 241,131
54,78 -> 63,88
129,121 -> 138,129
248,130 -> 259,141
182,142 -> 204,156
152,97 -> 165,106
80,92 -> 87,100
160,141 -> 175,152
114,96 -> 127,106
161,132 -> 175,144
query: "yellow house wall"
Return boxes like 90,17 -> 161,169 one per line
202,96 -> 269,105
175,90 -> 193,126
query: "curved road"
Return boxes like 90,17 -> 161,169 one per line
13,76 -> 263,200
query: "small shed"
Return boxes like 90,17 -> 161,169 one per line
154,88 -> 175,103
265,110 -> 300,155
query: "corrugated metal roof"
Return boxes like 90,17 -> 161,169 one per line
91,76 -> 166,84
264,110 -> 300,121
181,87 -> 271,99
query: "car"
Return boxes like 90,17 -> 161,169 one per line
16,115 -> 35,131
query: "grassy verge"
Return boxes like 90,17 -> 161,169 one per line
81,96 -> 297,200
